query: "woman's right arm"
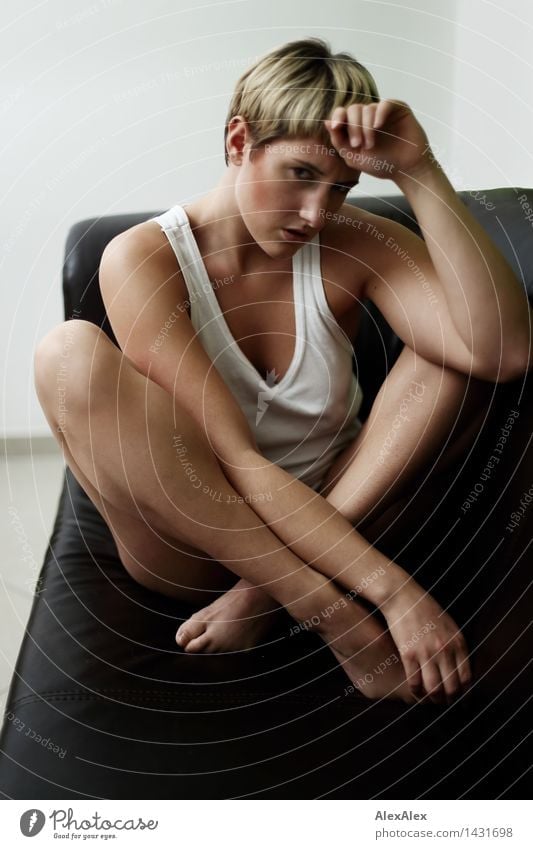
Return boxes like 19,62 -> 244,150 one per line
99,226 -> 471,696
214,444 -> 472,703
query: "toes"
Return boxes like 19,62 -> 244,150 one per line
184,633 -> 212,653
176,618 -> 206,647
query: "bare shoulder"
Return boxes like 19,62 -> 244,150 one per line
320,201 -> 421,293
106,219 -> 179,269
321,201 -> 407,253
103,218 -> 189,303
318,202 -> 381,297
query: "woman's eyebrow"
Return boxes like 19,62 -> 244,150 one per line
291,157 -> 326,176
290,158 -> 358,189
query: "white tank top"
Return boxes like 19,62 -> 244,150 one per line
149,204 -> 363,492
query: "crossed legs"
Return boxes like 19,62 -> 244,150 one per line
34,321 -> 492,688
176,343 -> 494,651
37,319 -> 446,704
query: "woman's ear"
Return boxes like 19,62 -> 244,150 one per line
226,115 -> 252,165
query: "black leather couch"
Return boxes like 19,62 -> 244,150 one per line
1,189 -> 532,799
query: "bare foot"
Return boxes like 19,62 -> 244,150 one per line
175,578 -> 284,652
315,597 -> 421,704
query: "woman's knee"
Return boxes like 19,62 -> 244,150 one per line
35,320 -> 101,386
34,320 -> 119,419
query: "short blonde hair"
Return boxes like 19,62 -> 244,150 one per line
224,37 -> 379,165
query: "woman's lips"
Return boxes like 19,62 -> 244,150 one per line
281,228 -> 309,242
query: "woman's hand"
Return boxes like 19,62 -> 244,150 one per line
324,100 -> 433,182
379,578 -> 472,704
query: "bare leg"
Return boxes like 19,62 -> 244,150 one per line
34,320 -> 418,703
178,345 -> 493,652
320,344 -> 495,528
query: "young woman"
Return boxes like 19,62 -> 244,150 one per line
34,38 -> 530,707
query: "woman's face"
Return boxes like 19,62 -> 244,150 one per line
233,133 -> 361,257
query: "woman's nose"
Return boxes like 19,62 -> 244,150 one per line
299,194 -> 327,230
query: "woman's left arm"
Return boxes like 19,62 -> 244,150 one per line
325,100 -> 532,379
394,156 -> 531,376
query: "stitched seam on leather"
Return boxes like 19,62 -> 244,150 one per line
9,689 -> 357,710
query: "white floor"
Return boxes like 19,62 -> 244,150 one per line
0,444 -> 65,718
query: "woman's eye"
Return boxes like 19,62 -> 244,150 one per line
291,168 -> 349,193
292,167 -> 313,180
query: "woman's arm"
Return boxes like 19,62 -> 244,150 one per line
219,444 -> 470,698
325,100 -> 532,381
394,155 -> 531,376
218,447 -> 406,608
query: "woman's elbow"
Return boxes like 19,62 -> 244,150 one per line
486,348 -> 532,383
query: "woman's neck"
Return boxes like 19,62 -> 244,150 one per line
183,172 -> 280,277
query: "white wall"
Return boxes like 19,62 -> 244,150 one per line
2,0 -> 531,438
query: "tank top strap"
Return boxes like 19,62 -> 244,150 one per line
149,204 -> 216,307
301,232 -> 354,353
